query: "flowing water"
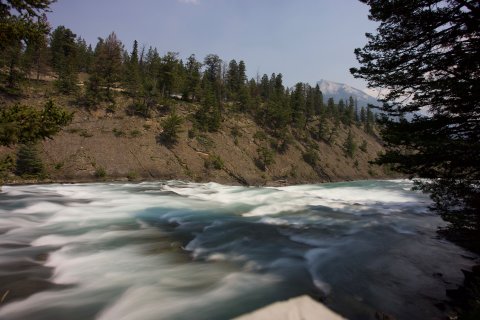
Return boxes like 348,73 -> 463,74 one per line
0,180 -> 476,320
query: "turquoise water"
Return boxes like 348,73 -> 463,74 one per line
0,180 -> 476,319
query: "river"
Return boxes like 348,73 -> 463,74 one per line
0,180 -> 476,319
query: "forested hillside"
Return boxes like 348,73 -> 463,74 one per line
1,23 -> 389,184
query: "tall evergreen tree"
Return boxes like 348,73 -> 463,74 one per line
313,84 -> 323,116
183,54 -> 202,101
22,13 -> 50,81
75,36 -> 93,73
89,32 -> 123,101
125,39 -> 142,97
291,82 -> 306,128
158,51 -> 181,98
0,0 -> 52,49
203,54 -> 222,101
351,0 -> 480,232
50,26 -> 78,93
226,59 -> 239,99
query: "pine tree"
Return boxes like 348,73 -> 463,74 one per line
89,32 -> 123,101
0,0 -> 52,50
159,111 -> 183,147
313,84 -> 323,116
327,97 -> 336,118
158,51 -> 181,98
0,1 -> 71,151
226,59 -> 239,99
351,0 -> 480,232
291,82 -> 306,128
125,40 -> 142,97
203,54 -> 222,101
0,100 -> 73,146
75,36 -> 93,73
22,14 -> 49,81
259,74 -> 270,101
344,130 -> 356,158
15,143 -> 44,178
183,54 -> 202,101
50,26 -> 78,93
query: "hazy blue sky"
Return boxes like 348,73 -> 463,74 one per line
47,0 -> 377,90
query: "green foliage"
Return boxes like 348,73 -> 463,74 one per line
343,130 -> 356,158
256,146 -> 275,171
352,0 -> 480,232
195,84 -> 221,132
126,102 -> 151,118
303,148 -> 319,167
79,129 -> 93,138
204,154 -> 224,170
359,140 -> 368,152
129,129 -> 141,138
127,170 -> 138,181
271,129 -> 292,154
94,166 -> 106,179
50,26 -> 78,93
87,32 -> 123,102
0,154 -> 15,179
0,100 -> 73,146
158,112 -> 183,147
15,143 -> 44,178
253,131 -> 267,141
112,128 -> 125,137
195,134 -> 215,149
0,1 -> 53,47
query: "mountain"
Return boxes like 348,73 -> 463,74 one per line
317,79 -> 380,108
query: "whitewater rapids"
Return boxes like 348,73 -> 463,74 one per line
0,180 -> 476,319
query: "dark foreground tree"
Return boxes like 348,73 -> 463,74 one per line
351,0 -> 480,232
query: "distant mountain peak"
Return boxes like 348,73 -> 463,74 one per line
317,79 -> 380,108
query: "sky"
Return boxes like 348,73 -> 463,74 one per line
47,0 -> 378,91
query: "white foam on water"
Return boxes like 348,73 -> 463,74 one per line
0,180 -> 470,320
97,272 -> 280,320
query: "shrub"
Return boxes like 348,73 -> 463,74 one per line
129,129 -> 141,138
127,102 -> 151,118
15,143 -> 45,178
256,146 -> 275,171
54,162 -> 64,170
79,129 -> 93,138
303,149 -> 319,167
158,112 -> 183,147
0,154 -> 15,179
113,128 -> 126,137
94,166 -> 107,179
253,131 -> 267,141
360,140 -> 368,152
196,134 -> 215,149
204,154 -> 224,170
127,171 -> 138,181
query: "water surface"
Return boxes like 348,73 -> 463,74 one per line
0,180 -> 476,319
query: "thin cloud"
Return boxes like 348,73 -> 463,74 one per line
177,0 -> 199,4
